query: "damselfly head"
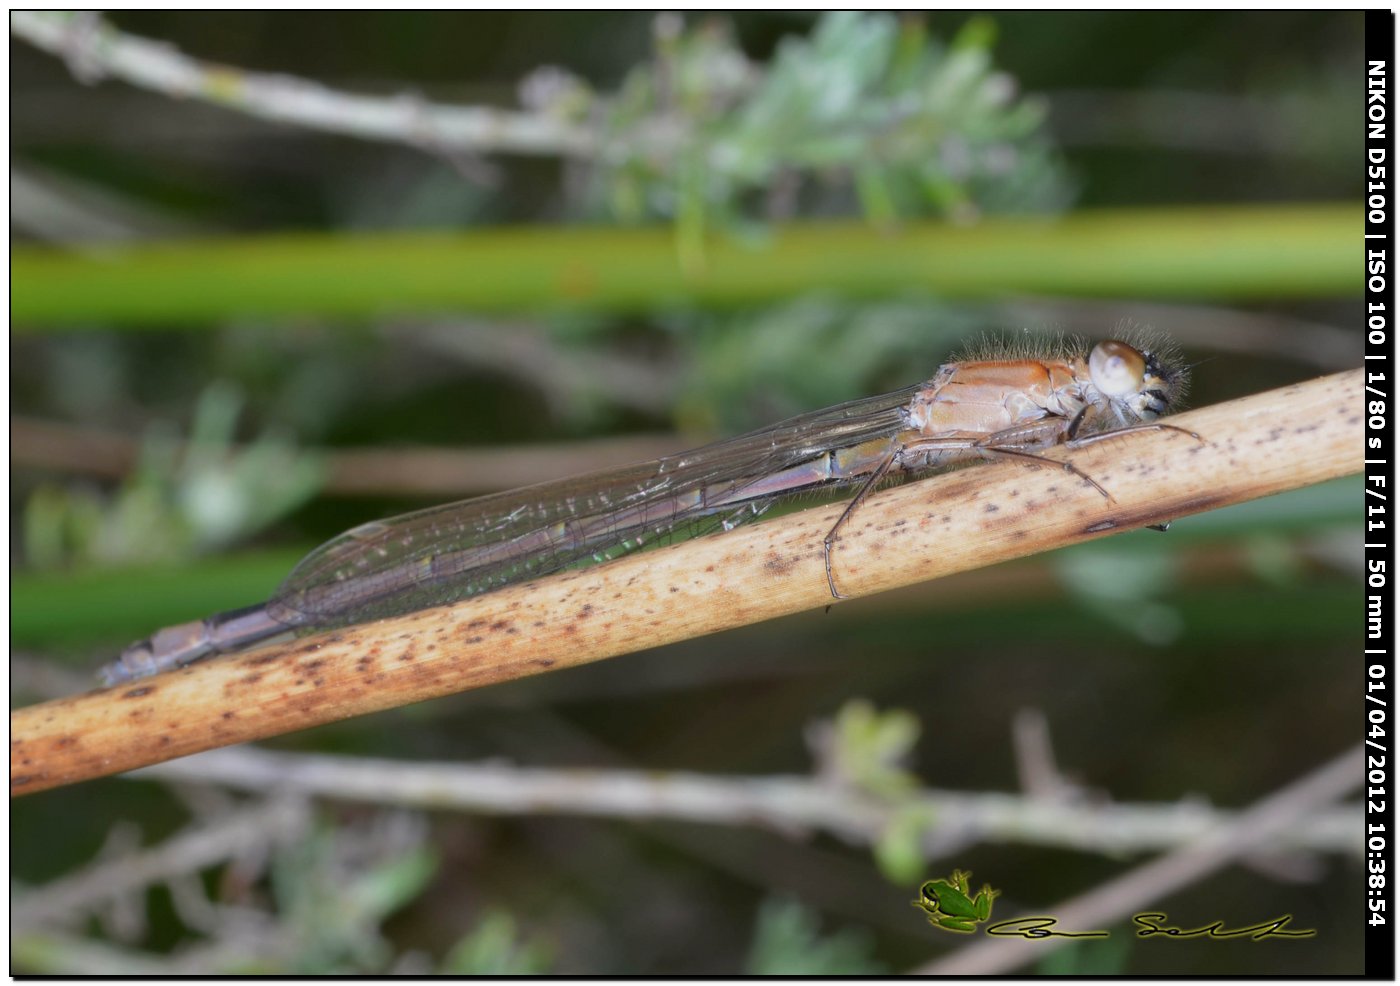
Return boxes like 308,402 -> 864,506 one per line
1088,336 -> 1187,425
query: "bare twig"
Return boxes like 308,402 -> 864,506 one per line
10,164 -> 193,244
401,319 -> 680,417
10,414 -> 683,497
10,11 -> 597,157
997,297 -> 1359,371
324,436 -> 681,497
1011,708 -> 1071,802
129,746 -> 1359,859
914,743 -> 1362,975
10,370 -> 1362,794
1047,88 -> 1343,158
11,416 -> 142,479
12,931 -> 177,976
11,795 -> 310,931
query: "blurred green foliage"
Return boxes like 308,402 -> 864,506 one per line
23,383 -> 323,571
816,699 -> 922,799
745,898 -> 886,975
595,11 -> 1069,248
1037,935 -> 1134,975
266,822 -> 439,974
440,910 -> 553,975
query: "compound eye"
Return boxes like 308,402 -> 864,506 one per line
1089,340 -> 1147,398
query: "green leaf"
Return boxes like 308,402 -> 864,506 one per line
874,805 -> 937,883
825,699 -> 922,797
440,910 -> 553,975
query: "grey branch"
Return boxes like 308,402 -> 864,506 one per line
12,795 -> 311,932
130,746 -> 1359,859
10,11 -> 598,157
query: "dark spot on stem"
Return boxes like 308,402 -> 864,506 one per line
764,552 -> 797,578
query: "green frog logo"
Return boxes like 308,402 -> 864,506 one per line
912,869 -> 1001,933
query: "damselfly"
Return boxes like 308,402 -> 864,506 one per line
101,333 -> 1193,684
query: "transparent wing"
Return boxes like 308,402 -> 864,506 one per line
267,384 -> 921,628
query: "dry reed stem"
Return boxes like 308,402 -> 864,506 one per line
9,415 -> 683,496
12,369 -> 1362,796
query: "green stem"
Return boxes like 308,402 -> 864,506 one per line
12,203 -> 1356,328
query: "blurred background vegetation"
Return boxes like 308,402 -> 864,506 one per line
11,10 -> 1364,974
